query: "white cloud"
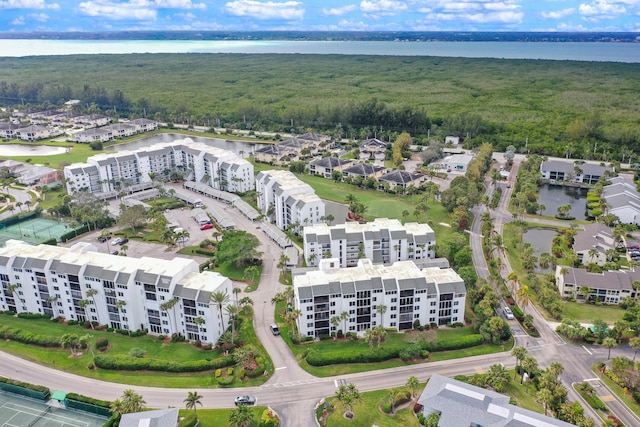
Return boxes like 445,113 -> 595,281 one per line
78,1 -> 157,20
321,4 -> 356,16
360,0 -> 407,16
422,10 -> 523,23
579,0 -> 626,17
152,0 -> 206,10
11,16 -> 25,24
0,0 -> 59,10
28,12 -> 49,20
224,0 -> 304,20
540,7 -> 575,18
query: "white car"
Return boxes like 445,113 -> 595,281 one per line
503,307 -> 515,320
111,238 -> 122,245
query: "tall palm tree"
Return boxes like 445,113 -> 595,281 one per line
184,391 -> 203,418
511,346 -> 528,380
210,291 -> 229,332
121,389 -> 146,414
229,404 -> 253,427
225,304 -> 240,345
376,304 -> 388,327
159,298 -> 179,334
85,288 -> 99,328
406,376 -> 420,398
232,287 -> 241,305
340,311 -> 350,333
516,285 -> 531,314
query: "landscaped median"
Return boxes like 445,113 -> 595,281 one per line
275,302 -> 512,376
0,307 -> 273,388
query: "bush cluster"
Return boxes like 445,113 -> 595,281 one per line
2,310 -> 16,315
65,392 -> 112,409
178,413 -> 198,427
306,334 -> 482,366
93,355 -> 234,372
0,326 -> 60,347
0,376 -> 49,393
259,409 -> 280,427
17,313 -> 52,320
95,337 -> 109,351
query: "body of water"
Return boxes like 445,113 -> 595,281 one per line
109,133 -> 259,156
522,228 -> 557,273
1,40 -> 638,63
0,144 -> 69,156
538,184 -> 588,220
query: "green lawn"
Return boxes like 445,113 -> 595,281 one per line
561,302 -> 624,324
0,309 -> 272,388
323,386 -> 423,427
178,407 -> 268,427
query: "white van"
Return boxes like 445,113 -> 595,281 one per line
269,324 -> 280,336
503,307 -> 515,320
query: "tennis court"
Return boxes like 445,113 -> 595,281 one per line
0,391 -> 107,427
0,218 -> 69,246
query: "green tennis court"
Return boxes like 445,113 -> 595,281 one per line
0,218 -> 69,246
0,391 -> 107,427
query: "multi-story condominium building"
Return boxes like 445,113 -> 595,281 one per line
63,138 -> 254,196
303,218 -> 436,267
0,240 -> 232,344
540,159 -> 613,185
256,170 -> 325,231
294,259 -> 465,337
555,265 -> 638,305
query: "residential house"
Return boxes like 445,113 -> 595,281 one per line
130,118 -> 158,132
73,127 -> 114,143
77,114 -> 111,128
540,159 -> 613,185
303,218 -> 436,267
0,122 -> 24,140
15,165 -> 61,186
359,138 -> 387,161
119,408 -> 178,427
254,144 -> 284,164
64,138 -> 254,196
15,125 -> 55,141
107,123 -> 137,139
0,240 -> 232,344
444,136 -> 461,145
294,258 -> 466,337
378,170 -> 426,192
342,163 -> 386,180
309,157 -> 353,178
417,374 -> 575,427
256,169 -> 325,231
573,224 -> 616,266
603,176 -> 640,225
555,265 -> 638,304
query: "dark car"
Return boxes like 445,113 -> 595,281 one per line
118,238 -> 129,245
234,396 -> 256,406
111,250 -> 119,255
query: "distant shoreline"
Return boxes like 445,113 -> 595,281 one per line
0,31 -> 639,43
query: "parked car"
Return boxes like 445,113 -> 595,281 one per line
503,307 -> 515,320
118,238 -> 129,245
200,223 -> 213,230
111,250 -> 119,255
234,396 -> 256,406
111,238 -> 122,245
270,324 -> 280,336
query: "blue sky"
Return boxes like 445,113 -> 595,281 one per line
0,0 -> 637,33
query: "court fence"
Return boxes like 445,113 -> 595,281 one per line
0,381 -> 50,401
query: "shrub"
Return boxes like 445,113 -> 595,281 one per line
95,337 -> 109,351
259,409 -> 280,427
399,344 -> 422,361
158,335 -> 165,341
2,310 -> 16,315
67,320 -> 79,326
129,348 -> 147,358
633,390 -> 640,405
0,376 -> 49,394
0,326 -> 60,347
65,393 -> 111,409
178,413 -> 198,427
381,401 -> 393,414
93,355 -> 234,372
235,367 -> 246,380
202,343 -> 213,350
17,313 -> 52,320
215,368 -> 222,378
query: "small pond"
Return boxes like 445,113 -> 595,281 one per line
108,133 -> 260,157
522,228 -> 558,273
0,144 -> 69,156
538,184 -> 588,220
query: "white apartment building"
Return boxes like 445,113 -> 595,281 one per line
0,240 -> 232,344
256,170 -> 325,231
303,218 -> 436,267
294,259 -> 465,337
64,138 -> 254,196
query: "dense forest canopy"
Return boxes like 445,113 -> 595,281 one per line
0,53 -> 639,159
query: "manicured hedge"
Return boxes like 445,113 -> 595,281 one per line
17,313 -> 52,320
65,392 -> 112,408
93,355 -> 234,372
0,325 -> 61,347
0,376 -> 49,394
178,413 -> 198,427
305,334 -> 483,366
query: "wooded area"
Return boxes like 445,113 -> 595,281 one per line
0,53 -> 638,158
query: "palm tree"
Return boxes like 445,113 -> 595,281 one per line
278,253 -> 290,278
210,291 -> 229,332
516,285 -> 531,314
401,210 -> 409,224
406,375 -> 420,398
120,389 -> 146,414
506,271 -> 519,295
159,297 -> 179,334
511,346 -> 528,380
184,391 -> 203,418
330,316 -> 340,340
385,388 -> 398,413
375,304 -> 388,327
232,287 -> 241,305
119,244 -> 128,256
225,304 -> 240,345
335,383 -> 362,419
364,328 -> 375,350
340,311 -> 350,333
603,337 -> 617,359
229,404 -> 253,427
86,288 -> 99,327
374,325 -> 387,349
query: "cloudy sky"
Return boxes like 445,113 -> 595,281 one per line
0,0 -> 636,33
